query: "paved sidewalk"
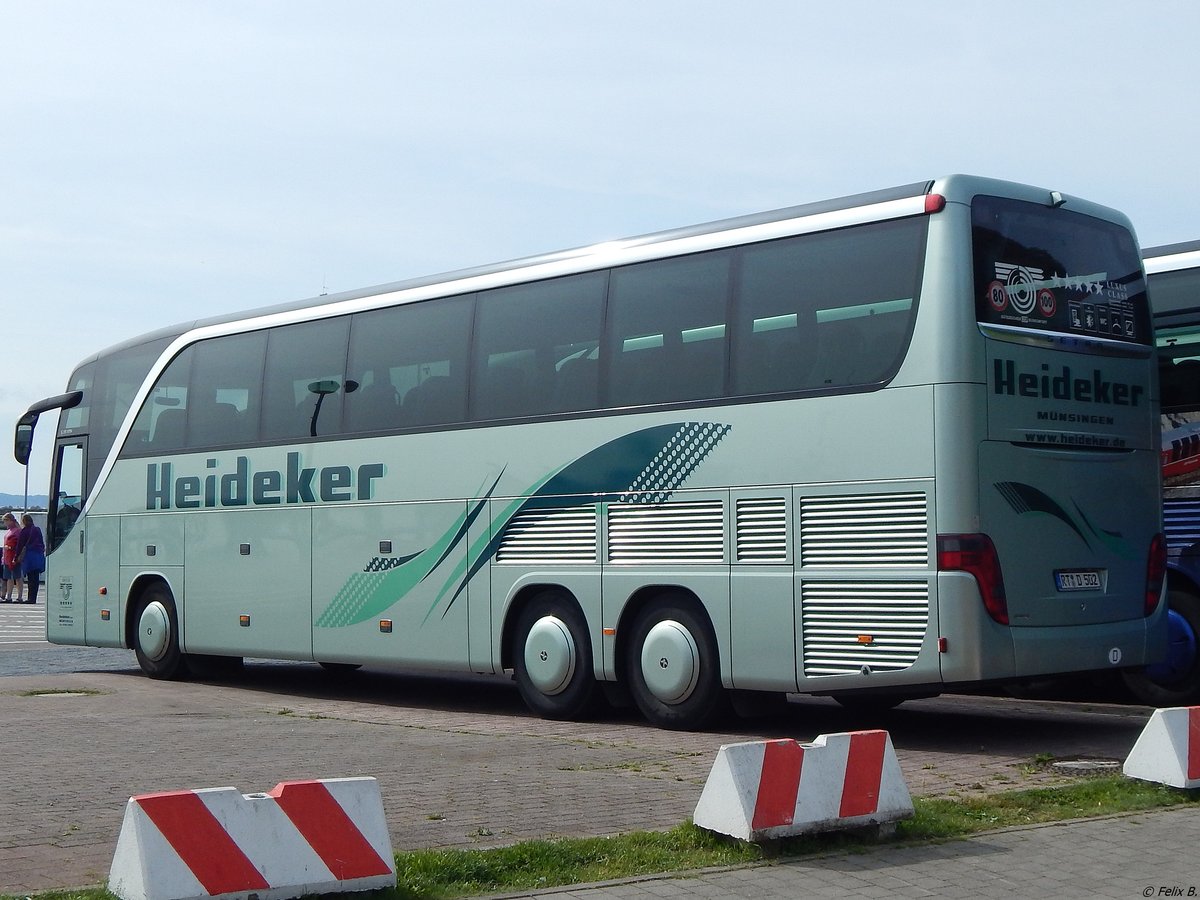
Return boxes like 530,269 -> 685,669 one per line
498,808 -> 1200,899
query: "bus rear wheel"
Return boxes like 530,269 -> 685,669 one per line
133,584 -> 189,680
624,595 -> 726,730
512,589 -> 598,720
1123,588 -> 1200,706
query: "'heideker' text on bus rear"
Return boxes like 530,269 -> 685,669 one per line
145,454 -> 385,510
993,359 -> 1144,406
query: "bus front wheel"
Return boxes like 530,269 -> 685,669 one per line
511,590 -> 598,720
132,584 -> 189,680
624,596 -> 726,730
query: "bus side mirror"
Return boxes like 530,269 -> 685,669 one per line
14,414 -> 36,466
12,390 -> 82,466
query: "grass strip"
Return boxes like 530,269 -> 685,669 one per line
9,776 -> 1200,900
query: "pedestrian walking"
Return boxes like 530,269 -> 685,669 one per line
15,514 -> 44,604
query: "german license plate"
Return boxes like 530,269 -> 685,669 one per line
1055,570 -> 1101,591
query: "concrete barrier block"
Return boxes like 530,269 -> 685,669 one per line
1124,707 -> 1200,789
108,777 -> 395,900
693,730 -> 913,841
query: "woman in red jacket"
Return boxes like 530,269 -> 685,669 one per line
1,513 -> 22,603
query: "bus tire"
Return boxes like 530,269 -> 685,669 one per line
624,595 -> 726,731
132,583 -> 189,680
1122,588 -> 1200,706
511,589 -> 598,720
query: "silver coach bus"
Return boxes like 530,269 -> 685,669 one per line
17,175 -> 1166,729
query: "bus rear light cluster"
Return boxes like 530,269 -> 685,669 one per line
1146,532 -> 1167,617
937,533 -> 1009,625
924,193 -> 946,214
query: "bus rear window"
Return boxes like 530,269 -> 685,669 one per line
972,195 -> 1149,345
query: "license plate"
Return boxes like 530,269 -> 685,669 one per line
1055,570 -> 1101,591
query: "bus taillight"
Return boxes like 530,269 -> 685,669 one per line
938,533 -> 1009,626
1146,532 -> 1167,617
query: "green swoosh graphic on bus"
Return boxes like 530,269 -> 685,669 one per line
994,481 -> 1090,547
994,481 -> 1129,557
316,422 -> 732,629
313,471 -> 504,628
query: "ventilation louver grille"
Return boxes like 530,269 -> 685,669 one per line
608,500 -> 724,563
800,492 -> 928,567
801,581 -> 929,676
736,497 -> 788,562
496,506 -> 597,563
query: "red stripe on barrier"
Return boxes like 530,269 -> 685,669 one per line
136,791 -> 270,894
751,740 -> 804,830
840,731 -> 886,818
270,780 -> 392,879
1188,708 -> 1200,781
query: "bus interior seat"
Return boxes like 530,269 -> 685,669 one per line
477,363 -> 529,419
150,408 -> 186,448
401,375 -> 456,426
348,378 -> 399,430
189,400 -> 245,444
742,321 -> 817,394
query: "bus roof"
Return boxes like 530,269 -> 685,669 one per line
1144,240 -> 1200,259
79,174 -> 1121,370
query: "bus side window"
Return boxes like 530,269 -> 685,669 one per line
261,319 -> 350,441
607,252 -> 730,407
129,346 -> 194,453
350,296 -> 473,431
182,331 -> 265,448
733,235 -> 821,396
471,273 -> 605,421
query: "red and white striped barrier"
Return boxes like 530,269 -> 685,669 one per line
1123,706 -> 1200,788
693,730 -> 913,841
108,777 -> 396,900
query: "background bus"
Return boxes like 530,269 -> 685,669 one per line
1133,241 -> 1200,705
16,175 -> 1166,729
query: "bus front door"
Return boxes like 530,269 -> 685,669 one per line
46,439 -> 86,645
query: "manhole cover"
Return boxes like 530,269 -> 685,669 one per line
1051,759 -> 1121,773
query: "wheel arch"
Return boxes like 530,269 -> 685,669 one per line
123,573 -> 175,650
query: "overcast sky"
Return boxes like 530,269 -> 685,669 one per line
3,0 -> 1198,497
